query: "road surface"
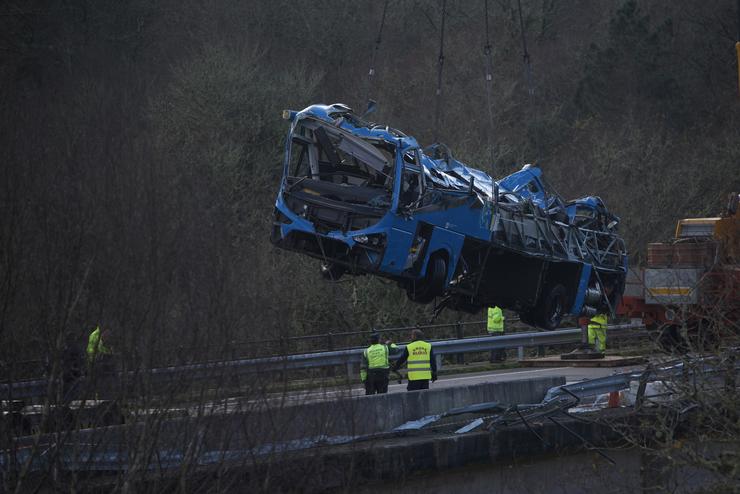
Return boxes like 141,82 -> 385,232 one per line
203,361 -> 651,414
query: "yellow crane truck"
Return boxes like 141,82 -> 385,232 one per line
618,193 -> 740,349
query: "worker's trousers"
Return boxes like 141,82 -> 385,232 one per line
488,330 -> 506,362
364,369 -> 389,395
86,354 -> 115,400
588,327 -> 606,352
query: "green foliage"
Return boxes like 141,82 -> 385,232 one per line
157,47 -> 316,167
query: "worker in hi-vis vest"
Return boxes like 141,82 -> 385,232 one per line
487,306 -> 506,362
86,325 -> 114,400
588,313 -> 608,352
360,333 -> 394,395
392,329 -> 437,391
86,325 -> 113,366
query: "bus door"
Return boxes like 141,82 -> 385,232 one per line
380,149 -> 424,275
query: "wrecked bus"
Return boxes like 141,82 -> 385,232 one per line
271,103 -> 628,329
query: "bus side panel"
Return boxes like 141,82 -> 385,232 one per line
379,227 -> 414,275
379,204 -> 418,275
571,264 -> 592,314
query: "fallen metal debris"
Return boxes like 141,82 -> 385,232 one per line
393,401 -> 505,432
391,351 -> 740,441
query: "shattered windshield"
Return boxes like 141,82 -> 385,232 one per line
289,119 -> 394,189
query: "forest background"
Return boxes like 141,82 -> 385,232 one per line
2,0 -> 739,371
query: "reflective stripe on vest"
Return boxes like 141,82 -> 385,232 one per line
487,307 -> 504,333
406,340 -> 432,381
588,314 -> 608,330
364,344 -> 389,369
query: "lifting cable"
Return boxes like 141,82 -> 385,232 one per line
483,0 -> 497,205
736,0 -> 740,97
516,0 -> 541,162
364,0 -> 390,107
432,0 -> 447,143
474,0 -> 497,300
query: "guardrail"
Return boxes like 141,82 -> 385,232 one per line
1,323 -> 644,400
2,318 -> 522,377
157,322 -> 641,378
216,319 -> 490,362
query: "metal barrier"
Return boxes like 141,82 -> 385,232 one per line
0,319 -> 508,380
1,323 -> 643,400
209,319 -> 491,361
0,317 -> 528,375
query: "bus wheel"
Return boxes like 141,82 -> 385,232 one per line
407,255 -> 447,304
537,284 -> 567,330
657,324 -> 688,354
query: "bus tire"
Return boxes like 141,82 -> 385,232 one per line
537,284 -> 567,330
407,255 -> 447,304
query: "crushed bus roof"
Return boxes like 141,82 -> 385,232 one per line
287,103 -> 605,218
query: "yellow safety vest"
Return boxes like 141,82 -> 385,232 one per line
86,326 -> 111,363
587,314 -> 608,352
588,314 -> 607,330
487,306 -> 504,333
406,340 -> 432,381
364,344 -> 389,369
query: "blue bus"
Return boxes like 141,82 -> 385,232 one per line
271,104 -> 627,329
